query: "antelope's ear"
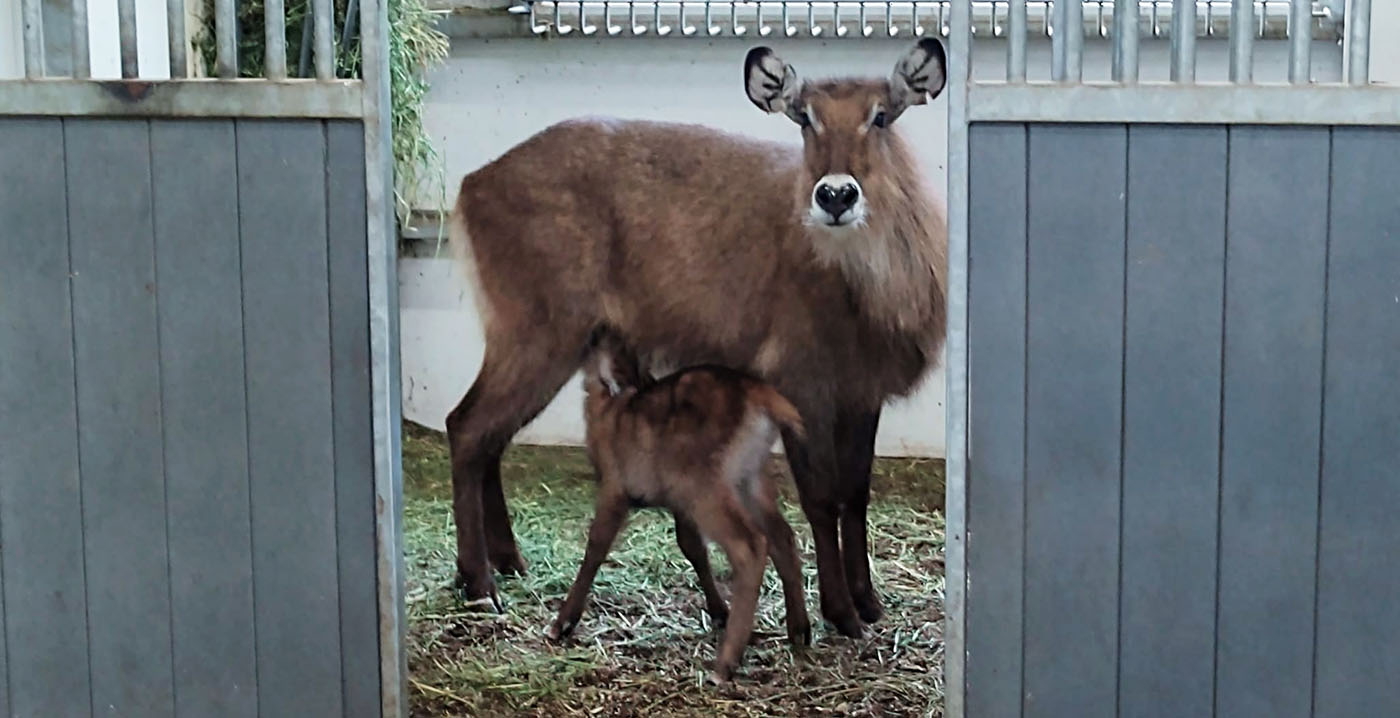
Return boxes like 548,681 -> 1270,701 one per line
887,37 -> 948,122
744,46 -> 806,125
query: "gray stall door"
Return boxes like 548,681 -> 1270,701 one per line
965,122 -> 1400,718
0,117 -> 382,718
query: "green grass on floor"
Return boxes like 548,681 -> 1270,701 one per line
402,421 -> 947,717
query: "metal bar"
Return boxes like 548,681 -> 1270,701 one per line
967,83 -> 1400,125
265,0 -> 288,80
1289,0 -> 1311,83
1008,0 -> 1027,82
0,79 -> 364,118
119,0 -> 139,78
1065,0 -> 1083,81
215,0 -> 237,78
1113,0 -> 1139,83
1052,0 -> 1083,82
1171,0 -> 1196,82
299,14 -> 314,77
1230,0 -> 1254,83
21,0 -> 44,78
944,0 -> 971,716
314,0 -> 335,79
358,0 -> 408,713
1347,0 -> 1370,85
168,0 -> 187,78
71,0 -> 90,79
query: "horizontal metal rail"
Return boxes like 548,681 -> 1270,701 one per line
966,82 -> 1400,124
513,1 -> 1344,40
0,80 -> 364,118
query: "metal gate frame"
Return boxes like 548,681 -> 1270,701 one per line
1,2 -> 406,715
944,1 -> 1392,716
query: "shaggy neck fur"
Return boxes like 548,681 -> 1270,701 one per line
797,131 -> 947,344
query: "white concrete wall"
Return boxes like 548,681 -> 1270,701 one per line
0,0 -> 20,78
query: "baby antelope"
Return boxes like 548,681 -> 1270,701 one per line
547,330 -> 811,682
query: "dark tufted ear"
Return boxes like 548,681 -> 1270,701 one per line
744,46 -> 806,125
887,37 -> 948,123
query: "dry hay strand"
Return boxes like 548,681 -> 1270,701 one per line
402,421 -> 946,718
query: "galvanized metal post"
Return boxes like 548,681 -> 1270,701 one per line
118,0 -> 139,78
1230,0 -> 1254,83
265,0 -> 288,80
168,0 -> 187,78
1114,0 -> 1140,83
1172,0 -> 1196,82
314,0 -> 334,80
944,0 -> 971,716
1053,0 -> 1083,82
21,0 -> 44,78
1008,0 -> 1027,82
1348,0 -> 1371,85
215,0 -> 237,78
1289,0 -> 1312,83
71,0 -> 90,78
359,0 -> 407,714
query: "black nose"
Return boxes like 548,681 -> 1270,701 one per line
814,182 -> 860,219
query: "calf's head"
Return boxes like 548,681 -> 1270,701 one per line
743,38 -> 947,230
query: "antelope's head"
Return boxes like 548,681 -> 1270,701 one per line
743,38 -> 947,231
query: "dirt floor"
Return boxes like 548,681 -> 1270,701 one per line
402,422 -> 947,717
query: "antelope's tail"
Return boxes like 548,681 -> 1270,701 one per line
751,384 -> 805,440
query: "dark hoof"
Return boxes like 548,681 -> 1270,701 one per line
491,549 -> 529,577
707,607 -> 730,631
825,613 -> 864,639
545,617 -> 576,643
453,570 -> 504,613
707,665 -> 733,685
854,593 -> 884,624
788,619 -> 812,647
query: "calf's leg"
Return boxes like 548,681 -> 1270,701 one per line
548,487 -> 630,641
692,499 -> 767,683
674,514 -> 729,629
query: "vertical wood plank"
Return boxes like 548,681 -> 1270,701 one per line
66,118 -> 176,717
237,119 -> 344,718
1118,125 -> 1226,718
1314,127 -> 1400,718
151,119 -> 259,718
966,121 -> 1027,718
1215,126 -> 1329,718
1023,124 -> 1126,718
327,119 -> 382,717
0,118 -> 93,718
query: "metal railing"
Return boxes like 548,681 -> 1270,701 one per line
6,0 -> 365,118
511,1 -> 1345,40
16,0 -> 348,81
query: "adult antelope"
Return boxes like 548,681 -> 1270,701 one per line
446,39 -> 948,638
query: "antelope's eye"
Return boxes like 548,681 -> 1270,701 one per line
872,111 -> 888,129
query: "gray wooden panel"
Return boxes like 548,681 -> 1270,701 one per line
966,122 -> 1027,718
237,120 -> 345,717
151,120 -> 259,718
0,118 -> 93,717
1118,125 -> 1226,718
1215,126 -> 1329,718
1022,124 -> 1125,718
66,118 -> 177,717
327,119 -> 383,717
1314,127 -> 1400,718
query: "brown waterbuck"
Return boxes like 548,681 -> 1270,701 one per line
548,328 -> 809,682
446,38 -> 948,638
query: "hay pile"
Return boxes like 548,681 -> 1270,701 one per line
402,422 -> 947,717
